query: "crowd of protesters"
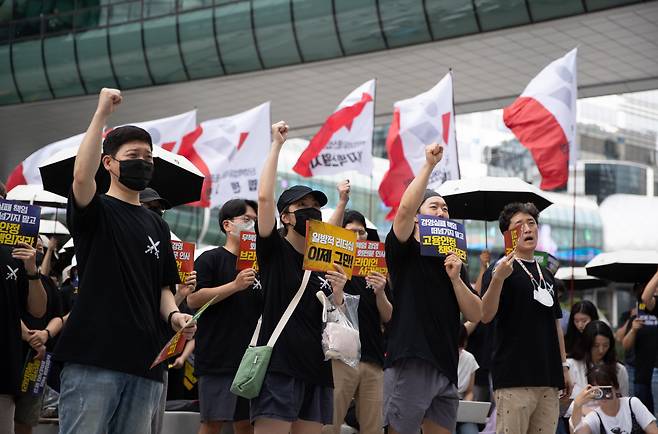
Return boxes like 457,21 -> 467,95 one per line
1,88 -> 658,434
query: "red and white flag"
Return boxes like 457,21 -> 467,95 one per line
293,80 -> 375,177
5,110 -> 197,191
379,73 -> 459,219
503,48 -> 577,190
178,103 -> 270,208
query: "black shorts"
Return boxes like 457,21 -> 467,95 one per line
250,371 -> 333,424
198,374 -> 250,422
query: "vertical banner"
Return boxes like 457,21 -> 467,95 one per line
171,240 -> 195,283
303,220 -> 357,279
353,241 -> 388,277
0,199 -> 41,247
236,232 -> 258,271
418,215 -> 468,262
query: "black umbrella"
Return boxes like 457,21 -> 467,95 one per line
38,145 -> 204,207
586,250 -> 658,283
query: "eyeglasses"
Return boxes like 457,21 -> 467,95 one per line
231,216 -> 256,224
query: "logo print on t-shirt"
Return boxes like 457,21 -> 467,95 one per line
318,276 -> 332,292
5,265 -> 18,281
144,236 -> 161,259
252,278 -> 262,291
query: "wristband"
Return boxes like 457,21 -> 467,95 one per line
45,329 -> 52,341
27,272 -> 40,280
167,310 -> 180,330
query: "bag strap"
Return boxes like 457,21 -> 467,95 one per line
266,269 -> 312,347
248,270 -> 312,347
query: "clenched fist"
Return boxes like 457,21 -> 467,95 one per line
425,143 -> 444,167
271,121 -> 289,147
96,88 -> 122,118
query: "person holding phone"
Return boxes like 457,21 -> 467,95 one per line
570,365 -> 658,434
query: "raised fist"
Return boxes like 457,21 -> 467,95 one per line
96,88 -> 122,117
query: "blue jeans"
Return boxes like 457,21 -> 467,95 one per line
454,422 -> 480,434
634,367 -> 658,416
58,363 -> 163,434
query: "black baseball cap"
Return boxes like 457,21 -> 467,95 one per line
139,188 -> 172,209
277,185 -> 328,213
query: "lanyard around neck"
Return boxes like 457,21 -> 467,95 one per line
515,258 -> 545,288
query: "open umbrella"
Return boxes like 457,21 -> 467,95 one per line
6,184 -> 67,208
585,250 -> 658,283
437,176 -> 553,247
555,266 -> 606,290
38,145 -> 204,207
438,176 -> 553,221
39,219 -> 70,236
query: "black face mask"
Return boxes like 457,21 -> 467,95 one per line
113,158 -> 154,191
291,207 -> 322,237
35,252 -> 44,268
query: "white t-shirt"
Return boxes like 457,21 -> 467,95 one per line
582,397 -> 656,434
457,349 -> 479,399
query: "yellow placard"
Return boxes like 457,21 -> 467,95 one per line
303,220 -> 357,279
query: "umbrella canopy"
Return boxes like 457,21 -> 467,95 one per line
59,238 -> 74,254
437,176 -> 553,221
39,219 -> 70,236
6,184 -> 68,208
38,145 -> 204,208
585,250 -> 658,283
555,266 -> 606,290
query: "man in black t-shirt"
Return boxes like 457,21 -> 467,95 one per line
324,180 -> 393,434
383,143 -> 482,434
0,183 -> 47,433
481,202 -> 572,434
251,121 -> 348,434
188,198 -> 262,434
54,88 -> 196,434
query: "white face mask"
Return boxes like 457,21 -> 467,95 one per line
231,220 -> 255,236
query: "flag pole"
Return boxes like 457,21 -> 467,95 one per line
369,78 -> 377,222
569,149 -> 577,306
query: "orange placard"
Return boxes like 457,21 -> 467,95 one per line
172,240 -> 195,283
236,232 -> 258,271
503,227 -> 522,255
303,220 -> 357,279
353,241 -> 387,277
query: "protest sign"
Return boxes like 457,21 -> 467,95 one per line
504,227 -> 522,255
236,231 -> 258,271
20,352 -> 52,396
150,293 -> 219,368
534,251 -> 560,275
171,240 -> 195,283
303,220 -> 357,279
354,241 -> 387,277
637,301 -> 658,326
418,215 -> 467,262
0,198 -> 40,247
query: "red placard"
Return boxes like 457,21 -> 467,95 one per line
150,331 -> 187,369
236,232 -> 258,271
503,227 -> 522,255
172,241 -> 195,283
353,241 -> 388,277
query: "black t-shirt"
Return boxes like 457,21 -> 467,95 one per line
256,225 -> 332,387
54,193 -> 180,382
59,282 -> 78,315
0,245 -> 29,395
626,296 -> 658,385
466,321 -> 493,385
193,247 -> 263,376
384,229 -> 476,386
21,276 -> 63,352
482,259 -> 564,390
344,276 -> 390,368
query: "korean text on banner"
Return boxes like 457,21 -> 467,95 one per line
171,240 -> 195,283
236,231 -> 258,271
303,220 -> 357,279
418,215 -> 468,262
354,241 -> 387,277
504,227 -> 522,255
0,198 -> 40,247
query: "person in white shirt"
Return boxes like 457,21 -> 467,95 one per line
455,325 -> 480,434
570,365 -> 657,434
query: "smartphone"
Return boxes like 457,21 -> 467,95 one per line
592,386 -> 614,400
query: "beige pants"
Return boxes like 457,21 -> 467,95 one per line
0,394 -> 16,433
322,360 -> 383,434
495,387 -> 559,434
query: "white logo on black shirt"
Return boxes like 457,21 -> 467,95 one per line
252,278 -> 262,291
145,236 -> 161,259
5,265 -> 18,281
318,276 -> 332,292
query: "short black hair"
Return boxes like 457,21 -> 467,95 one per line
342,209 -> 367,229
458,324 -> 468,348
102,126 -> 153,157
0,181 -> 5,199
498,202 -> 540,234
587,364 -> 619,390
571,320 -> 616,367
218,199 -> 257,233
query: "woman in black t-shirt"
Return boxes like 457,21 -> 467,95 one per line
251,122 -> 348,434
